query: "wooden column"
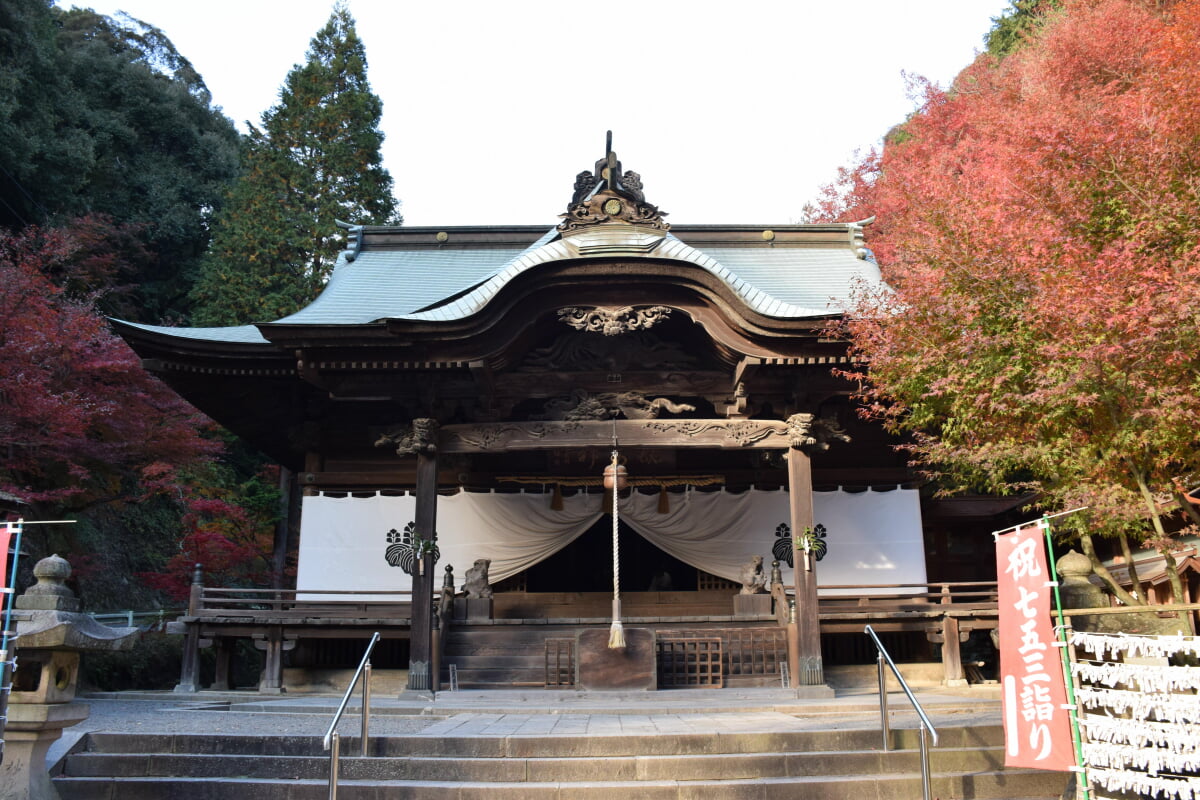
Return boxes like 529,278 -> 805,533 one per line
211,638 -> 233,691
407,448 -> 438,691
255,626 -> 288,694
940,615 -> 966,687
788,448 -> 824,686
173,563 -> 203,693
272,466 -> 296,590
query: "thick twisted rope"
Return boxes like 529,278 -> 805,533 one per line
608,448 -> 625,649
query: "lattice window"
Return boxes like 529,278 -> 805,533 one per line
660,627 -> 787,679
657,637 -> 723,688
544,638 -> 574,688
696,570 -> 738,592
724,627 -> 787,676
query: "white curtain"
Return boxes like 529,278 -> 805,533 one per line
619,487 -> 927,595
297,491 -> 601,600
296,487 -> 926,600
619,489 -> 782,583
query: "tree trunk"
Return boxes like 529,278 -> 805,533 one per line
1132,469 -> 1190,631
1079,532 -> 1142,606
1117,530 -> 1146,602
1174,490 -> 1200,528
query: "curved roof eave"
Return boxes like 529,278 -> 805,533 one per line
390,231 -> 879,324
112,318 -> 271,346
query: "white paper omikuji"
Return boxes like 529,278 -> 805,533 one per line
1076,687 -> 1200,724
1080,714 -> 1200,753
1071,631 -> 1200,661
1083,741 -> 1200,777
1072,660 -> 1200,693
1087,766 -> 1200,800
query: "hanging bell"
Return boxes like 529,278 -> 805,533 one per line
602,462 -> 628,490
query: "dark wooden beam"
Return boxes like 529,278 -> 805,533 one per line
439,419 -> 791,453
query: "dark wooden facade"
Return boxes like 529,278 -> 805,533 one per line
122,141 -> 1012,691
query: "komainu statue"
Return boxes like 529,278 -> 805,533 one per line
462,559 -> 493,599
738,555 -> 768,595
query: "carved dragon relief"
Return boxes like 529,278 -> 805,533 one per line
643,419 -> 788,447
786,412 -> 851,453
374,418 -> 439,456
558,306 -> 672,336
535,390 -> 695,421
442,421 -> 581,451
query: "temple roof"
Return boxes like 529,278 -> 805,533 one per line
115,137 -> 881,347
117,221 -> 879,346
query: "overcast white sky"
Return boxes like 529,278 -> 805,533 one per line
62,1 -> 1011,227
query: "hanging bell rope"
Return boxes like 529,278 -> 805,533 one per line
608,450 -> 624,648
603,419 -> 628,649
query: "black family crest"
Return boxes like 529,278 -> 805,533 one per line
384,522 -> 440,576
772,522 -> 828,568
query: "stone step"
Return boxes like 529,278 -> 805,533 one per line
54,770 -> 1066,800
64,745 -> 1009,782
78,726 -> 1006,758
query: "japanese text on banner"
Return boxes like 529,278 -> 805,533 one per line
996,525 -> 1074,771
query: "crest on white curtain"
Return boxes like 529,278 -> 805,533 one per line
773,523 -> 794,567
772,522 -> 828,567
384,522 -> 440,576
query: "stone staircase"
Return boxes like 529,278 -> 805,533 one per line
54,723 -> 1068,799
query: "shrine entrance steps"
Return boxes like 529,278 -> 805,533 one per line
54,718 -> 1066,799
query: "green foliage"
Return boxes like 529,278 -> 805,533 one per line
0,1 -> 242,323
190,3 -> 400,326
55,9 -> 243,322
80,632 -> 181,691
986,0 -> 1061,57
0,3 -> 243,321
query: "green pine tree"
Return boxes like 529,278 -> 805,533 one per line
191,3 -> 400,326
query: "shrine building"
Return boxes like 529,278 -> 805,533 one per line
116,138 -> 1013,694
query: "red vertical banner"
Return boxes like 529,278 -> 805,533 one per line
0,523 -> 12,591
996,525 -> 1075,771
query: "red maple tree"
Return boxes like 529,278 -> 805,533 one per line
0,224 -> 217,506
813,0 -> 1200,606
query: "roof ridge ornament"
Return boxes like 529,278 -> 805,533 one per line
558,131 -> 669,235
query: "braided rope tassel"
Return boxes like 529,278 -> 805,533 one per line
608,449 -> 625,649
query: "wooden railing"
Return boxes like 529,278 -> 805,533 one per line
817,582 -> 999,608
192,588 -> 416,620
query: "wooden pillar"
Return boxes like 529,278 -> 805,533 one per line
940,615 -> 965,686
211,638 -> 233,691
174,627 -> 201,693
787,448 -> 824,686
407,449 -> 438,691
272,466 -> 296,590
174,563 -> 204,693
255,626 -> 288,694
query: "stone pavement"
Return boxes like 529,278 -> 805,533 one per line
48,685 -> 1003,772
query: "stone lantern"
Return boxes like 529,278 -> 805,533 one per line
0,555 -> 137,800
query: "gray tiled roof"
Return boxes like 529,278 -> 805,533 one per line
119,225 -> 880,344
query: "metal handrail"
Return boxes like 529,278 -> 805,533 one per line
864,624 -> 939,800
323,631 -> 380,800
